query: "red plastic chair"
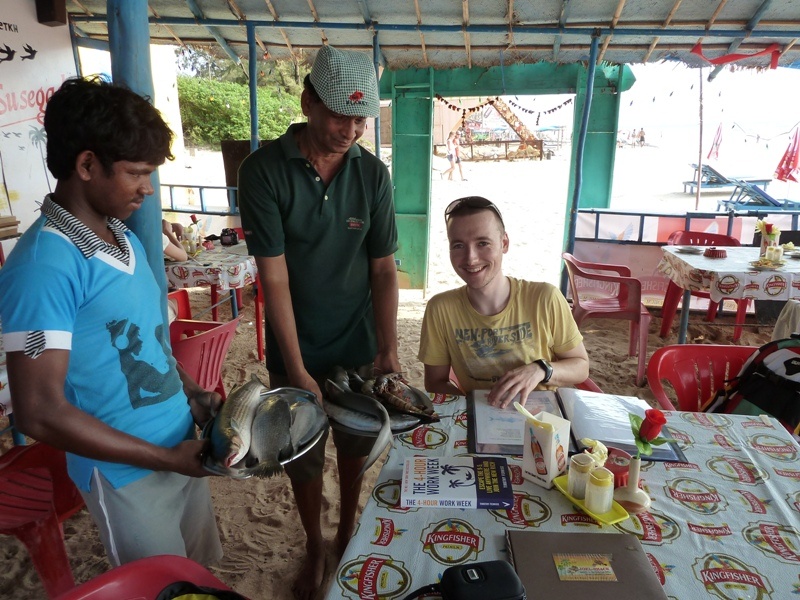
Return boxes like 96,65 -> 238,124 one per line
647,344 -> 757,411
170,318 -> 240,400
562,252 -> 651,386
167,288 -> 192,321
0,442 -> 85,598
660,230 -> 750,342
53,555 -> 245,600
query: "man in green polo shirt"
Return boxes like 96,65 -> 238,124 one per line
238,45 -> 401,600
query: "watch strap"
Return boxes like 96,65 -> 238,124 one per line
535,359 -> 553,383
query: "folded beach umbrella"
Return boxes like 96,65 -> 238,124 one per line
775,127 -> 800,182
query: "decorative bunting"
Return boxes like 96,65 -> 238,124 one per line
435,95 -> 574,129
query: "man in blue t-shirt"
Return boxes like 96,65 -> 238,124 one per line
0,78 -> 222,567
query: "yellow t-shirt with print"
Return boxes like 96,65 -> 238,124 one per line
418,277 -> 582,391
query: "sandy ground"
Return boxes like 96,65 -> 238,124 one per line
0,145 -> 777,599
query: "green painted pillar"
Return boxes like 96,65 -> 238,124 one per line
388,69 -> 433,289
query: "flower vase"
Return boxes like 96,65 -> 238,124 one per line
613,456 -> 651,514
760,233 -> 780,257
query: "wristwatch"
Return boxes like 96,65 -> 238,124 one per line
534,359 -> 553,384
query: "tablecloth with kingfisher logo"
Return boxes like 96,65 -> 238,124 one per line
659,245 -> 800,303
325,393 -> 800,599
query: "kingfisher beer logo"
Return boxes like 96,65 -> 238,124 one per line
336,554 -> 412,599
561,512 -> 603,527
680,412 -> 732,429
431,393 -> 458,405
764,274 -> 787,296
773,467 -> 800,480
688,522 -> 733,540
712,434 -> 740,451
692,553 -> 772,599
748,434 -> 799,462
665,461 -> 699,471
646,553 -> 666,585
454,411 -> 468,429
735,489 -> 768,514
742,522 -> 800,564
397,425 -> 448,450
707,456 -> 765,484
371,479 -> 413,514
508,464 -> 525,485
489,492 -> 552,528
420,519 -> 484,565
615,509 -> 680,544
665,477 -> 727,514
788,490 -> 800,512
716,275 -> 740,296
372,518 -> 405,547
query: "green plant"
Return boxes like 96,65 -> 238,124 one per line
177,76 -> 301,148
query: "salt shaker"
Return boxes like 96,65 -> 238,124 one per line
584,467 -> 614,514
567,453 -> 595,499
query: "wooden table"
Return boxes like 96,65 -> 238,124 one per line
325,393 -> 800,599
164,243 -> 257,318
658,246 -> 800,343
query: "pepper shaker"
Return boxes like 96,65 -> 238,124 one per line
584,467 -> 614,514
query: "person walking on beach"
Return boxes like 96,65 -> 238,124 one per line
638,128 -> 646,147
418,196 -> 589,408
453,133 -> 467,181
238,45 -> 401,600
0,77 -> 223,568
443,131 -> 458,180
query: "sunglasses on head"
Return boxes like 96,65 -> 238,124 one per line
444,196 -> 505,226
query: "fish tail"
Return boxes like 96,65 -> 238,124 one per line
251,462 -> 285,478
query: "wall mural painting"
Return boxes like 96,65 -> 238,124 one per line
0,10 -> 73,227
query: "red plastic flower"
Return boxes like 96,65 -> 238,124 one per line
629,408 -> 674,459
349,90 -> 364,102
638,409 -> 666,441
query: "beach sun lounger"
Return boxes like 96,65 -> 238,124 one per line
683,164 -> 771,194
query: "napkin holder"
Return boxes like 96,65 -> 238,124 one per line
522,411 -> 570,489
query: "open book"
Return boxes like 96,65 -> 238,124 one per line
467,389 -> 685,462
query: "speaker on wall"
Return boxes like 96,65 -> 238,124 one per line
36,0 -> 67,27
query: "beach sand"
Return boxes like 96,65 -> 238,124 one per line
0,148 -> 776,599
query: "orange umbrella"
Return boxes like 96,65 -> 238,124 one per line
775,128 -> 800,182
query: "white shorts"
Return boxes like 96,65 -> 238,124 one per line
81,468 -> 223,567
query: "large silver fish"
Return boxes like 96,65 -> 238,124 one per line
322,400 -> 420,433
325,378 -> 394,481
244,395 -> 294,478
287,398 -> 330,449
208,373 -> 270,468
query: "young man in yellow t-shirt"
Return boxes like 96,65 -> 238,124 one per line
418,196 -> 589,408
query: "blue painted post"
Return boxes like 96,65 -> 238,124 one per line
107,0 -> 169,325
247,23 -> 259,153
373,32 -> 381,160
561,34 -> 601,295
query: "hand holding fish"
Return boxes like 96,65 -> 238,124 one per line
187,389 -> 223,429
374,349 -> 402,377
289,371 -> 324,407
166,438 -> 216,478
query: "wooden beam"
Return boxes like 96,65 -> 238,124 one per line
306,0 -> 328,47
263,0 -> 294,55
596,0 -> 625,63
413,0 -> 429,66
462,0 -> 472,69
148,4 -> 185,47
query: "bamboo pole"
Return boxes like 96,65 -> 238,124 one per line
696,67 -> 704,211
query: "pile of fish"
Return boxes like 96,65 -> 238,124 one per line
203,374 -> 328,479
323,367 -> 440,480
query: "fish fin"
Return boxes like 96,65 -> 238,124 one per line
250,462 -> 285,479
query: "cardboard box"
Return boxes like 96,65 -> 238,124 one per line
522,411 -> 570,489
